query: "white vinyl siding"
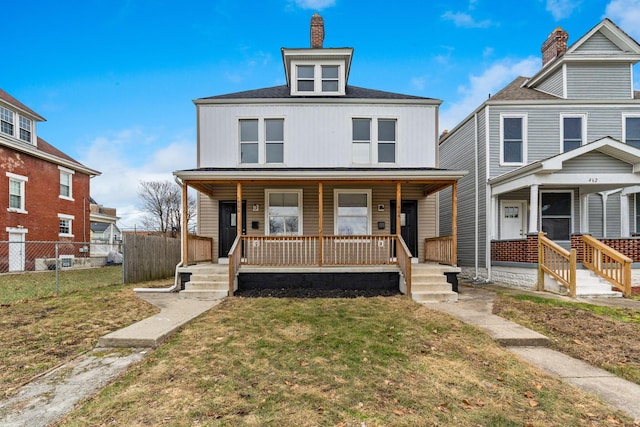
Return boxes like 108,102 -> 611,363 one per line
537,69 -> 564,98
566,63 -> 631,99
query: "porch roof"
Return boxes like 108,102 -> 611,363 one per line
174,167 -> 467,196
490,137 -> 640,195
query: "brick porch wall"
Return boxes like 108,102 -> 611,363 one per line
491,233 -> 539,263
571,234 -> 640,263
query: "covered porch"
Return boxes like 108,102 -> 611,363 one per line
175,167 -> 465,298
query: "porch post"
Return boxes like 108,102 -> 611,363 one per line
182,180 -> 189,266
621,193 -> 630,237
236,182 -> 242,239
395,183 -> 401,237
318,182 -> 323,266
580,193 -> 590,234
452,180 -> 458,266
528,184 -> 539,234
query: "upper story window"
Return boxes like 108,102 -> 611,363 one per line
1,106 -> 34,144
352,118 -> 397,164
624,115 -> 640,149
1,107 -> 14,136
240,118 -> 285,164
500,114 -> 527,165
19,116 -> 32,143
266,189 -> 302,236
59,167 -> 74,200
292,62 -> 344,96
7,172 -> 28,214
561,114 -> 586,152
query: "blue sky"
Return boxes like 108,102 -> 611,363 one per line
4,0 -> 640,229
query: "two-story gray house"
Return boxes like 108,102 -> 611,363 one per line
439,18 -> 640,296
172,14 -> 465,300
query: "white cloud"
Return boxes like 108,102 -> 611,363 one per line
545,0 -> 581,20
289,0 -> 336,10
605,0 -> 640,39
78,129 -> 195,230
410,76 -> 426,91
441,11 -> 494,28
440,56 -> 539,132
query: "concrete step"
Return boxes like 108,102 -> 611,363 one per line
412,283 -> 454,292
179,289 -> 228,300
412,290 -> 458,303
189,273 -> 228,282
183,281 -> 228,291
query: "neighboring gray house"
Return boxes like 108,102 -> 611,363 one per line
439,18 -> 640,292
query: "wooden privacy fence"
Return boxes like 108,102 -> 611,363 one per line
538,232 -> 577,298
582,234 -> 632,297
123,234 -> 181,284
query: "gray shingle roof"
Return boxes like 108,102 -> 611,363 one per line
489,77 -> 560,101
199,85 -> 436,101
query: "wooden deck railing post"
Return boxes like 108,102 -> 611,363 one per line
451,180 -> 458,266
537,231 -> 544,291
318,182 -> 323,266
569,248 -> 577,298
182,180 -> 189,266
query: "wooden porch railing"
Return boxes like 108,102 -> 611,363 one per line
321,235 -> 397,265
228,235 -> 242,296
538,232 -> 577,298
424,236 -> 454,265
187,235 -> 213,264
395,236 -> 412,297
582,234 -> 632,297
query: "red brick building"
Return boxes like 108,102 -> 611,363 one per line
1,88 -> 100,272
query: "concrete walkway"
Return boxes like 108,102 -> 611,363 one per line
427,284 -> 640,421
0,293 -> 221,427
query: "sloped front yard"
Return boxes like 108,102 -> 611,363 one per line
57,297 -> 633,426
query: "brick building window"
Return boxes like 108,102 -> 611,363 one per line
59,167 -> 74,200
6,172 -> 28,213
58,214 -> 74,237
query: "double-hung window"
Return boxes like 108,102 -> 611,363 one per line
265,119 -> 284,163
58,214 -> 74,237
335,190 -> 371,235
296,65 -> 315,92
266,190 -> 302,236
240,119 -> 259,163
540,192 -> 572,241
59,167 -> 74,200
352,118 -> 371,163
7,172 -> 28,213
378,119 -> 396,163
1,106 -> 14,136
19,116 -> 32,143
501,114 -> 526,164
624,115 -> 640,149
321,66 -> 339,92
293,63 -> 343,95
561,115 -> 585,152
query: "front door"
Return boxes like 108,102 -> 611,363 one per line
218,201 -> 247,258
8,232 -> 25,272
390,200 -> 418,256
500,200 -> 527,239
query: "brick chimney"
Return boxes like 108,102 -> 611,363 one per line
541,27 -> 569,66
310,13 -> 324,48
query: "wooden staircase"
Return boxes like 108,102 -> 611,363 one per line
179,264 -> 229,300
410,263 -> 459,303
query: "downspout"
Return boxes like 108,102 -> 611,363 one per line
133,175 -> 185,293
473,112 -> 479,280
485,106 -> 492,282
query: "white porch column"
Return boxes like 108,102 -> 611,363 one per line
490,195 -> 498,240
580,193 -> 590,234
621,193 -> 630,237
528,184 -> 539,234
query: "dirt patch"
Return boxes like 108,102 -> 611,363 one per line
493,294 -> 640,384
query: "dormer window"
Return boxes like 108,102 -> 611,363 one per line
1,106 -> 34,144
1,107 -> 13,136
292,62 -> 345,96
19,116 -> 32,143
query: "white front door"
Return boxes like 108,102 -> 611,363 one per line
8,232 -> 25,272
500,200 -> 526,239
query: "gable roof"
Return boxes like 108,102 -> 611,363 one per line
0,88 -> 46,121
489,77 -> 560,101
526,18 -> 640,89
196,85 -> 439,103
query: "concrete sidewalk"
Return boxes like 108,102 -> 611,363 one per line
427,284 -> 640,421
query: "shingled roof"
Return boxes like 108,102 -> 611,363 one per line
0,88 -> 45,121
489,77 -> 560,101
199,85 -> 437,101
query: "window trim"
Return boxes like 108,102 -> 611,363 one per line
59,166 -> 75,201
377,118 -> 397,164
499,113 -> 527,166
622,113 -> 640,149
265,189 -> 303,236
6,172 -> 28,214
560,113 -> 587,153
265,118 -> 284,164
351,117 -> 398,165
334,189 -> 372,235
539,190 -> 573,241
238,117 -> 286,165
291,61 -> 345,96
58,213 -> 75,237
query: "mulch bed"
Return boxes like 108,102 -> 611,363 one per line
234,287 -> 401,298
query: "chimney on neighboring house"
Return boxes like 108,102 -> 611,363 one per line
541,27 -> 569,66
310,13 -> 324,48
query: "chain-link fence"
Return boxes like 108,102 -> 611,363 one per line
0,240 -> 124,302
